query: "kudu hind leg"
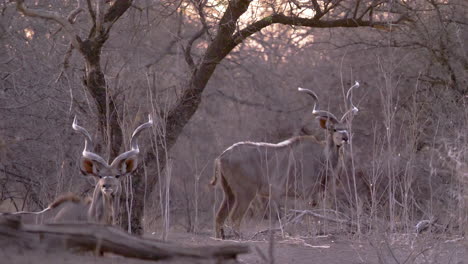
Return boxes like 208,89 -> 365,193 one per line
229,191 -> 256,239
215,176 -> 235,239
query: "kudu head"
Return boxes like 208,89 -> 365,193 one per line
298,82 -> 359,147
72,115 -> 153,199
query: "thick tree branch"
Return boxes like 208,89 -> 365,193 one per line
358,1 -> 385,21
218,0 -> 251,35
16,0 -> 82,49
102,0 -> 132,34
311,0 -> 323,17
87,0 -> 132,40
184,28 -> 205,70
192,0 -> 212,40
232,13 -> 404,46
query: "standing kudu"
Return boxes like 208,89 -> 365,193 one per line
211,82 -> 359,239
9,115 -> 153,225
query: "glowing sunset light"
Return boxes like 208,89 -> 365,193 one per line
188,0 -> 317,54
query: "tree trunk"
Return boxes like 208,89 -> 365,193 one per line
80,39 -> 123,159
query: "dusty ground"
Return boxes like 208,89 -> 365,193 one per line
2,217 -> 467,264
161,227 -> 467,264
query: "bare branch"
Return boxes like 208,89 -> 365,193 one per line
218,0 -> 251,35
146,9 -> 184,68
85,1 -> 132,39
16,0 -> 82,49
55,2 -> 82,79
95,0 -> 102,34
67,3 -> 83,23
232,13 -> 403,46
353,0 -> 361,19
86,0 -> 96,23
102,0 -> 132,34
184,28 -> 205,70
310,0 -> 323,17
214,90 -> 288,114
289,209 -> 360,227
192,0 -> 212,40
322,0 -> 343,16
357,1 -> 385,21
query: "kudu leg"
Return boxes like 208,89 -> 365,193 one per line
229,191 -> 256,239
215,177 -> 235,239
215,197 -> 234,239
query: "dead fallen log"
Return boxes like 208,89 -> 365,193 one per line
0,214 -> 249,262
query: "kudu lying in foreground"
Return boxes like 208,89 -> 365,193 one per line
211,82 -> 359,239
9,116 -> 153,225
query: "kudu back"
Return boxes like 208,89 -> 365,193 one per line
11,115 -> 153,225
211,82 -> 360,239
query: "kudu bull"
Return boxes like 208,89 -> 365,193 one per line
211,82 -> 359,239
8,115 -> 153,225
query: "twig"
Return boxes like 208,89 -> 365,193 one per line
289,209 -> 358,227
250,228 -> 282,240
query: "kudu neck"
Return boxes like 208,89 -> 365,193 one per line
88,186 -> 116,224
324,134 -> 341,168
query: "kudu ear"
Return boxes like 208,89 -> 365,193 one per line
114,155 -> 139,176
80,157 -> 97,176
110,150 -> 140,177
79,153 -> 109,177
318,117 -> 328,129
110,114 -> 153,177
316,116 -> 335,130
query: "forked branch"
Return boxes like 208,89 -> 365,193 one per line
16,0 -> 82,49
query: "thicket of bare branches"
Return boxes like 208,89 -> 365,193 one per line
0,0 -> 466,238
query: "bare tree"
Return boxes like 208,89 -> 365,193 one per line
15,0 -> 132,158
